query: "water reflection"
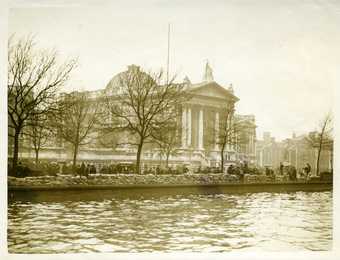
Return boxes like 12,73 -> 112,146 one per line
8,190 -> 332,253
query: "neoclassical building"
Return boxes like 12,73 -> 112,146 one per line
11,63 -> 256,169
175,74 -> 255,168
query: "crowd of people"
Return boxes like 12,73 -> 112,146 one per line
74,162 -> 97,178
226,162 -> 260,181
8,158 -> 318,182
278,162 -> 312,180
61,162 -> 190,177
224,161 -> 314,181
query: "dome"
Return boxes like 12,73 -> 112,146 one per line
105,65 -> 155,94
105,71 -> 126,93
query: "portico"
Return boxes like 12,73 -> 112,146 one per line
178,80 -> 239,166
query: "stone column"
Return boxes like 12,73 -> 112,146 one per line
187,107 -> 192,147
182,106 -> 187,148
214,111 -> 219,150
295,145 -> 298,169
251,134 -> 254,154
248,134 -> 251,155
198,108 -> 204,150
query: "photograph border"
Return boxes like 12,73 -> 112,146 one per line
1,1 -> 339,259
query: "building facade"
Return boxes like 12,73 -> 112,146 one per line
256,132 -> 333,174
9,64 -> 256,170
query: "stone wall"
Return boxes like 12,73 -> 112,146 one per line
8,172 -> 326,189
8,174 -> 241,188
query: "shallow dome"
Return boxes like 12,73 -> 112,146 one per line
105,65 -> 155,94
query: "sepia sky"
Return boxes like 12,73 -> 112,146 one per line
8,0 -> 340,141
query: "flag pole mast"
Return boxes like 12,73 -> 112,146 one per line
166,23 -> 170,85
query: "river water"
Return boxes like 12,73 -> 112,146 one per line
8,188 -> 332,253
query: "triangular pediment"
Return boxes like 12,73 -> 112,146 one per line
188,81 -> 238,101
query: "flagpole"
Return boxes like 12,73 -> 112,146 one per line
166,23 -> 170,85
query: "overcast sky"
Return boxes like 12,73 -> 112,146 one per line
8,0 -> 340,141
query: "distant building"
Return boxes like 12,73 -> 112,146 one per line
233,114 -> 256,164
255,132 -> 284,168
256,132 -> 333,173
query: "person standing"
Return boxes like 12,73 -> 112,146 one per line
227,165 -> 234,175
304,163 -> 311,178
17,161 -> 23,178
279,162 -> 284,175
80,162 -> 85,178
265,166 -> 270,176
306,163 -> 311,177
85,164 -> 90,178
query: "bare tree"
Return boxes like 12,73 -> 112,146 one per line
7,35 -> 77,174
23,112 -> 53,165
151,118 -> 180,168
54,92 -> 99,172
96,128 -> 120,150
104,65 -> 187,174
214,104 -> 233,173
97,107 -> 129,150
214,104 -> 251,173
305,113 -> 333,175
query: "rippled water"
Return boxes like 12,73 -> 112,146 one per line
8,189 -> 332,253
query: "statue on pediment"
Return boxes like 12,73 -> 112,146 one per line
203,61 -> 214,82
228,83 -> 234,94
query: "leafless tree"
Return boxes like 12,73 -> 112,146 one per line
104,65 -> 187,174
304,112 -> 333,175
53,92 -> 99,172
151,117 -> 180,168
23,112 -> 53,165
7,35 -> 77,174
97,107 -> 129,151
213,104 -> 251,173
96,128 -> 120,150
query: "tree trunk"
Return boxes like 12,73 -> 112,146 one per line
73,128 -> 80,174
72,143 -> 79,174
136,141 -> 144,174
35,148 -> 39,165
316,146 -> 321,176
158,146 -> 162,166
12,130 -> 20,176
220,147 -> 225,173
166,150 -> 170,169
316,132 -> 325,176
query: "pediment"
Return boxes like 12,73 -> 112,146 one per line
188,82 -> 238,101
